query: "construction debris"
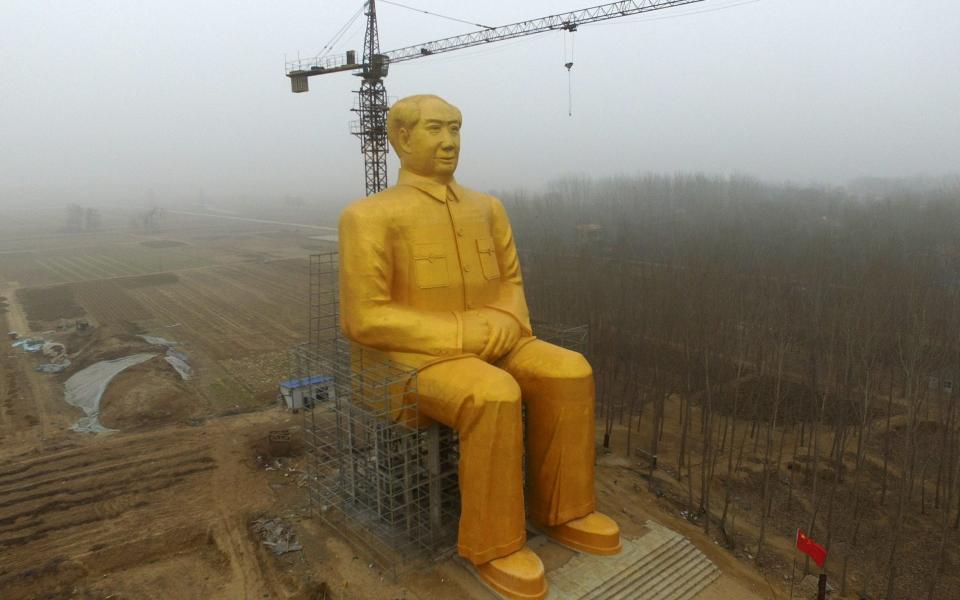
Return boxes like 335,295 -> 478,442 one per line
36,360 -> 71,374
250,517 -> 302,555
41,341 -> 66,358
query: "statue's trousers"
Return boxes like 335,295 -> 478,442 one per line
415,339 -> 596,565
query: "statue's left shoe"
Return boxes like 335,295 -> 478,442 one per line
536,511 -> 622,555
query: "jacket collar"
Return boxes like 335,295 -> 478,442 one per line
397,168 -> 464,203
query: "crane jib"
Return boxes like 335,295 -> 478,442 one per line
286,0 -> 708,77
387,0 -> 707,64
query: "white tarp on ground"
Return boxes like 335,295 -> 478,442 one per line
138,335 -> 177,346
64,353 -> 156,433
139,335 -> 192,380
164,352 -> 192,380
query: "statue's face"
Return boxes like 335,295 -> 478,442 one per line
399,99 -> 461,179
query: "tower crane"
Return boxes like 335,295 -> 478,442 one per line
287,0 -> 709,196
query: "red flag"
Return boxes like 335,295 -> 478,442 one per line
796,529 -> 827,568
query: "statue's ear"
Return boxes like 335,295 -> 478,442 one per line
397,127 -> 412,155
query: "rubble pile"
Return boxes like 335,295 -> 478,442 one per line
251,517 -> 303,556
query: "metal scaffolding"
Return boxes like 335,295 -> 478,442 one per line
531,320 -> 589,356
293,252 -> 459,570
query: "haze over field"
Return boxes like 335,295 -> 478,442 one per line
1,0 -> 959,207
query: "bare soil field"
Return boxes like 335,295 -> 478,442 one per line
17,285 -> 86,325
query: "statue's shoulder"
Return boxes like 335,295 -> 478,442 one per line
340,187 -> 405,221
453,183 -> 501,207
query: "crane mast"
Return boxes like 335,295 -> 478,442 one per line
354,0 -> 390,196
288,0 -> 708,195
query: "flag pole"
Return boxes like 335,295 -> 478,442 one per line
789,558 -> 796,600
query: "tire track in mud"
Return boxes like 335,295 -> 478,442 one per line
0,433 -> 217,567
0,433 -> 201,481
0,446 -> 202,490
0,457 -> 214,531
0,453 -> 214,507
0,316 -> 49,440
0,465 -> 216,548
0,407 -> 289,598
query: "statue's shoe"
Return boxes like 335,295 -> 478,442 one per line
475,546 -> 548,600
537,512 -> 622,555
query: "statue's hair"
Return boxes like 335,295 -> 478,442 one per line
386,95 -> 462,155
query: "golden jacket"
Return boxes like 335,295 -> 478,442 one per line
338,169 -> 532,369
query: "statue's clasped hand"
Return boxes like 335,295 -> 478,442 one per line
462,308 -> 521,362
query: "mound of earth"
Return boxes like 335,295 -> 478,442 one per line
63,324 -> 158,373
99,359 -> 200,430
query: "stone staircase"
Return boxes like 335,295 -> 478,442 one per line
546,520 -> 720,599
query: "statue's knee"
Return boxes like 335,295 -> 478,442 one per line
474,374 -> 522,413
547,349 -> 592,381
566,352 -> 593,380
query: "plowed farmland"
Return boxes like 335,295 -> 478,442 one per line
0,211 -> 342,598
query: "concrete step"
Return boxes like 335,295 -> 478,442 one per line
546,521 -> 721,600
601,539 -> 683,599
580,536 -> 685,599
644,553 -> 715,600
671,560 -> 720,600
632,544 -> 705,599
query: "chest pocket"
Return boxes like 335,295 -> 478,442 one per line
413,242 -> 449,288
476,238 -> 500,280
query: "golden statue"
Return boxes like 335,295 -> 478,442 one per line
339,94 -> 620,600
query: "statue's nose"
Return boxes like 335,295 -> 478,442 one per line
440,130 -> 457,149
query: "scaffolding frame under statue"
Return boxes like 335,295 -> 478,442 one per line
290,252 -> 461,573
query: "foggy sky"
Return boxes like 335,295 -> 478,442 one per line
2,0 -> 958,208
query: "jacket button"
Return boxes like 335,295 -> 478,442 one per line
457,227 -> 464,236
463,265 -> 471,272
466,301 -> 473,309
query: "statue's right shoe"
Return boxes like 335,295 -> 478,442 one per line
536,511 -> 622,556
475,546 -> 548,600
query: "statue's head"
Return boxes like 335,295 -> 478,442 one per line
387,95 -> 462,181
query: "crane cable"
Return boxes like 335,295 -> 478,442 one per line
563,30 -> 575,117
379,0 -> 493,30
318,5 -> 365,60
595,0 -> 762,26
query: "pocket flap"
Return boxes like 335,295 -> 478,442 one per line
476,237 -> 500,279
476,238 -> 495,254
413,242 -> 445,261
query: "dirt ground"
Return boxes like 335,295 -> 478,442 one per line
0,210 -> 783,599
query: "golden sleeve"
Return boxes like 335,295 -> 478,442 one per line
338,203 -> 461,355
484,196 -> 533,336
